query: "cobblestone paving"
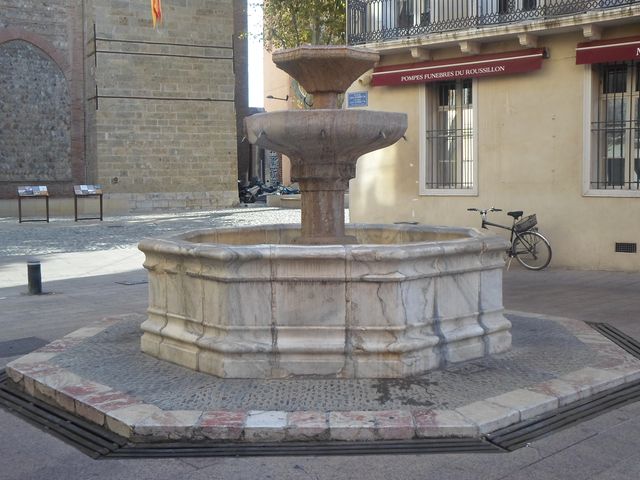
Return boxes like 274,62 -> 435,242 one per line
52,314 -> 596,411
0,206 -> 303,256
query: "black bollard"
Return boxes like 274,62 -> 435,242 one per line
27,261 -> 42,295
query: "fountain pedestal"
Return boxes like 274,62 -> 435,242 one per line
244,108 -> 406,245
298,177 -> 352,244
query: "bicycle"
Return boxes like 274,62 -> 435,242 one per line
467,207 -> 552,271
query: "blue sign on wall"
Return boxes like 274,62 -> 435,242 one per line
347,91 -> 368,108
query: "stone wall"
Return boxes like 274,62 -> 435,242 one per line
1,0 -> 241,211
90,0 -> 239,210
0,0 -> 85,199
0,40 -> 71,182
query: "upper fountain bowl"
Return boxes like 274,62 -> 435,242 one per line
244,109 -> 407,166
273,46 -> 380,109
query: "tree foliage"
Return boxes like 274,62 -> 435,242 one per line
261,0 -> 346,51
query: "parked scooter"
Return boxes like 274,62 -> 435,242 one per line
238,178 -> 300,204
238,181 -> 261,203
238,177 -> 277,203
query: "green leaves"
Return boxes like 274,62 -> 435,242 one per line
260,0 -> 346,51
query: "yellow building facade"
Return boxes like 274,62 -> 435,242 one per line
347,1 -> 640,271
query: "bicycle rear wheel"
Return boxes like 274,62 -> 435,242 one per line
513,230 -> 552,270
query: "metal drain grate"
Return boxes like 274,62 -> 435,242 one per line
110,438 -> 502,459
486,378 -> 640,451
587,323 -> 640,359
0,375 -> 127,458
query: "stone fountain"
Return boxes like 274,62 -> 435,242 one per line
138,45 -> 512,379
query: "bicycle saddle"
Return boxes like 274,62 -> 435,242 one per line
507,211 -> 523,219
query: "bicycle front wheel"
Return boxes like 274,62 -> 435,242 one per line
513,230 -> 552,270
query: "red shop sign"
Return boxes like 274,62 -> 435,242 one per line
576,35 -> 640,65
371,48 -> 546,87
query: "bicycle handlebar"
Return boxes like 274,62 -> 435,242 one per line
467,207 -> 502,214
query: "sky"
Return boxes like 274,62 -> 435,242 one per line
247,2 -> 264,108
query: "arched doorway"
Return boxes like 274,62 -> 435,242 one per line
0,39 -> 72,184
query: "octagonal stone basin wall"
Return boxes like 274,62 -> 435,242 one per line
138,224 -> 512,379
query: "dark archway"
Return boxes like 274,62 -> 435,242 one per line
0,28 -> 85,200
0,39 -> 72,182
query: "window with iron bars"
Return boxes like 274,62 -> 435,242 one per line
590,62 -> 640,190
424,79 -> 475,191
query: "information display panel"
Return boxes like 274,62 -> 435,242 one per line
73,185 -> 103,221
17,186 -> 49,223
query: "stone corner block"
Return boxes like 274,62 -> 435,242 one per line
455,401 -> 520,434
329,411 -> 377,442
372,410 -> 415,440
413,409 -> 479,438
600,364 -> 640,383
487,389 -> 558,421
528,378 -> 590,407
563,367 -> 626,394
197,410 -> 247,441
105,404 -> 164,439
285,411 -> 329,441
243,410 -> 288,442
5,366 -> 24,384
133,410 -> 202,440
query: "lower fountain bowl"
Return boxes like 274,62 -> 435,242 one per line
138,224 -> 512,379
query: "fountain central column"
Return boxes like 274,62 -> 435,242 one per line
263,46 -> 387,244
293,161 -> 355,244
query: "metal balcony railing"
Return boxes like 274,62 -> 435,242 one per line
347,0 -> 639,44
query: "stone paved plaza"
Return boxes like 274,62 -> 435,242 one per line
0,207 -> 302,257
51,314 -> 595,412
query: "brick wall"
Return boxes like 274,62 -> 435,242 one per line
90,0 -> 239,210
0,0 -> 72,52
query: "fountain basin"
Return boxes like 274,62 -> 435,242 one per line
139,224 -> 512,378
244,110 -> 408,165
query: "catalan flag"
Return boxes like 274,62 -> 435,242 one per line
151,0 -> 162,28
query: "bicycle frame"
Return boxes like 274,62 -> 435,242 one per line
478,215 -> 519,247
469,207 -> 552,270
